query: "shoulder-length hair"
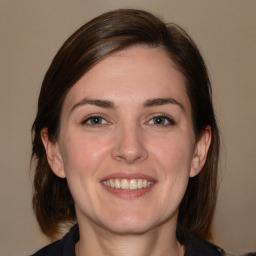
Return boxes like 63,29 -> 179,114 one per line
32,9 -> 219,240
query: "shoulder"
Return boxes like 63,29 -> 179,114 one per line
29,224 -> 79,256
185,231 -> 224,256
30,239 -> 65,256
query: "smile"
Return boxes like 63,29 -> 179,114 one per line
102,178 -> 154,190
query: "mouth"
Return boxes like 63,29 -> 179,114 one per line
100,174 -> 156,199
102,178 -> 155,190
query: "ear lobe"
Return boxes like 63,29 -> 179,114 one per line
190,126 -> 212,178
41,128 -> 66,178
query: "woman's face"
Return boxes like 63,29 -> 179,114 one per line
43,46 -> 210,234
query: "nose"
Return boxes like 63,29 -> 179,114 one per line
111,123 -> 148,164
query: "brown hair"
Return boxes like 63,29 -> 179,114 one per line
32,9 -> 219,240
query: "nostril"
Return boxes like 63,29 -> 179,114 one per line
111,126 -> 148,163
111,139 -> 148,163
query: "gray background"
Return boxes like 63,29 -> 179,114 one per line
0,0 -> 255,255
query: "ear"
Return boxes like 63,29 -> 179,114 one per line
40,128 -> 66,178
190,126 -> 212,178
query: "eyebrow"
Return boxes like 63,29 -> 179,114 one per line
70,97 -> 184,112
143,98 -> 185,111
70,98 -> 116,112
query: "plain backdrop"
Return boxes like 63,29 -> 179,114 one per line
0,1 -> 255,255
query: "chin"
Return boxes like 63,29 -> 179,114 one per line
99,211 -> 165,235
103,207 -> 179,236
105,221 -> 153,235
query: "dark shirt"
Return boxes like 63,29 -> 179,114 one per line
31,224 -> 223,256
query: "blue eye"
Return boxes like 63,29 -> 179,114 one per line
82,116 -> 108,126
149,116 -> 175,126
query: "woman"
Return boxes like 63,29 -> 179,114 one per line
31,9 -> 223,256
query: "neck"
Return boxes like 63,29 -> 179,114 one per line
75,219 -> 185,256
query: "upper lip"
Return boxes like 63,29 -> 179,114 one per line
100,173 -> 157,182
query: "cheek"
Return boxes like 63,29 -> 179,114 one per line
151,135 -> 193,213
151,134 -> 194,173
59,133 -> 112,177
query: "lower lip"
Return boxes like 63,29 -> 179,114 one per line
102,184 -> 155,199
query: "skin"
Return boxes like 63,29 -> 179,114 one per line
42,46 -> 211,256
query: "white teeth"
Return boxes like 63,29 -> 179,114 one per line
115,179 -> 121,188
110,179 -> 115,188
121,179 -> 129,189
129,179 -> 137,190
137,179 -> 143,189
142,179 -> 147,188
103,178 -> 154,190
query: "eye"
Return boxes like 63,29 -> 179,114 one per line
82,116 -> 108,126
148,115 -> 175,126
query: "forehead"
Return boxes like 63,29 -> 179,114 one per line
62,46 -> 190,111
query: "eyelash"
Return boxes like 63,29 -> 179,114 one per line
81,115 -> 109,127
81,114 -> 175,127
148,114 -> 176,126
